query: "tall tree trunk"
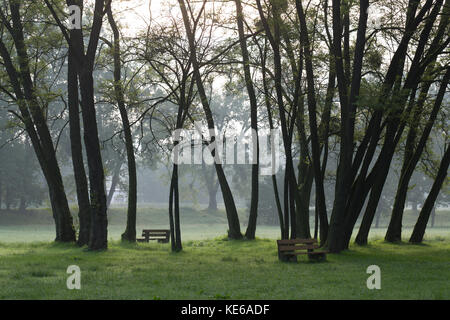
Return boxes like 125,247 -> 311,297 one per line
68,33 -> 91,246
168,165 -> 177,252
107,7 -> 137,242
79,69 -> 108,250
178,0 -> 242,239
168,162 -> 183,252
409,146 -> 450,243
173,164 -> 182,250
234,0 -> 259,240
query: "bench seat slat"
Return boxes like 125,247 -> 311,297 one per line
278,244 -> 320,251
277,239 -> 317,244
287,251 -> 329,255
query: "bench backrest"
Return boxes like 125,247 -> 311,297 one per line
277,238 -> 319,252
142,229 -> 170,238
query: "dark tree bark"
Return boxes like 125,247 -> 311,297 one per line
178,0 -> 242,240
63,0 -> 109,250
106,7 -> 138,243
168,164 -> 176,251
68,31 -> 91,247
168,162 -> 182,252
410,146 -> 450,243
326,0 -> 369,252
326,0 -> 353,253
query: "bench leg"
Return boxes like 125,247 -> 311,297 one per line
308,253 -> 326,262
278,252 -> 297,263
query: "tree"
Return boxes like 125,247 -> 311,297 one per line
0,0 -> 76,241
178,0 -> 242,240
410,145 -> 450,243
234,0 -> 259,240
105,5 -> 138,243
45,0 -> 111,250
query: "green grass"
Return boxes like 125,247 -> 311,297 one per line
0,237 -> 449,299
1,207 -> 449,299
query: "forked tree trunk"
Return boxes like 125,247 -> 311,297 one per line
68,34 -> 91,246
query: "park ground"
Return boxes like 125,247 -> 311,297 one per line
0,207 -> 449,299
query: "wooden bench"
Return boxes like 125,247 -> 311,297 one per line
137,229 -> 170,243
277,238 -> 328,262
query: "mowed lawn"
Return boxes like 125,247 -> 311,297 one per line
0,237 -> 449,300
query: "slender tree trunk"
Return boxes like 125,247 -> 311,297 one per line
168,166 -> 177,252
107,7 -> 137,242
107,160 -> 122,208
178,0 -> 242,239
173,164 -> 182,250
260,41 -> 284,239
234,0 -> 259,240
410,146 -> 450,243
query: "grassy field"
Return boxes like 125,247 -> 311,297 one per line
0,207 -> 449,300
0,238 -> 449,299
